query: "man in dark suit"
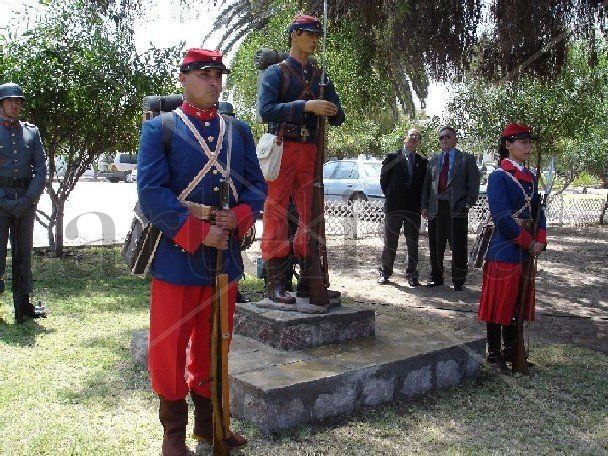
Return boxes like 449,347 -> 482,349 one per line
378,128 -> 428,287
421,126 -> 480,291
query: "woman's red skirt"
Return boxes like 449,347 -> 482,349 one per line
478,261 -> 535,325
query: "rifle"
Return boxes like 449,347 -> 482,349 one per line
307,0 -> 331,307
209,178 -> 231,456
209,116 -> 237,455
512,149 -> 553,374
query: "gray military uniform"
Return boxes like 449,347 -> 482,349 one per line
0,120 -> 46,293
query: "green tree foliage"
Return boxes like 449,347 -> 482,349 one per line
227,0 -> 402,158
447,42 -> 608,188
211,0 -> 607,112
0,1 -> 180,254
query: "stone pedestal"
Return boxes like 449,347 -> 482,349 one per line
234,302 -> 375,351
131,303 -> 484,435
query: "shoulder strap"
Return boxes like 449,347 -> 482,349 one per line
278,61 -> 290,100
160,111 -> 174,155
221,114 -> 246,142
496,168 -> 532,216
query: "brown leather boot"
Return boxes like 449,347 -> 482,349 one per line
265,257 -> 295,304
295,257 -> 341,299
190,391 -> 248,450
158,396 -> 193,456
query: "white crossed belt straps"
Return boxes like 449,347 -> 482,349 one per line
496,167 -> 533,219
174,108 -> 238,202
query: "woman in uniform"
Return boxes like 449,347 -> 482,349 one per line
478,123 -> 547,371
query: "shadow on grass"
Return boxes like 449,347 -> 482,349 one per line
0,318 -> 55,346
54,327 -> 151,408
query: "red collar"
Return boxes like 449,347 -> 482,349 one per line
0,117 -> 19,129
499,158 -> 533,183
180,101 -> 217,121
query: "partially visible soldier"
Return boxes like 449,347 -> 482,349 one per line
0,83 -> 47,324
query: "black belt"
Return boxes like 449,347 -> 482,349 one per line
0,176 -> 30,189
268,123 -> 316,142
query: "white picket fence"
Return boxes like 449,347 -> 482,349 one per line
324,193 -> 607,238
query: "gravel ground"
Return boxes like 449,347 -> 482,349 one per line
241,225 -> 608,355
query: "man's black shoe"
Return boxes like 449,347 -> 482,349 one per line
453,283 -> 465,291
377,276 -> 389,285
426,280 -> 444,287
0,278 -> 4,294
407,277 -> 420,287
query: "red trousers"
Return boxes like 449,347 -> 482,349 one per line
148,278 -> 237,401
261,140 -> 316,260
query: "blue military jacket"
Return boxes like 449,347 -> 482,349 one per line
137,111 -> 267,285
0,121 -> 46,201
486,159 -> 547,264
257,56 -> 345,141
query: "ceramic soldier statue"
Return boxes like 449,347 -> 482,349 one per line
257,12 -> 345,306
0,83 -> 47,324
137,50 -> 266,455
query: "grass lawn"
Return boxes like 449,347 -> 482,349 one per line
0,247 -> 606,455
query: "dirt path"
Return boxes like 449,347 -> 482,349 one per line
242,225 -> 608,354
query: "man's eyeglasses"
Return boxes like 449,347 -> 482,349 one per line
438,134 -> 452,140
408,134 -> 421,139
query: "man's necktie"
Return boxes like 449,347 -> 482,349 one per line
438,152 -> 449,194
407,153 -> 414,187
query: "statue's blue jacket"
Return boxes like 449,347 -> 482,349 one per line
257,56 -> 345,141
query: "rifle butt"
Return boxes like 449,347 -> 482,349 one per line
210,272 -> 230,455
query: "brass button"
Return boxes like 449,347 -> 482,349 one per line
212,170 -> 218,175
207,136 -> 214,142
204,122 -> 210,127
213,187 -> 219,192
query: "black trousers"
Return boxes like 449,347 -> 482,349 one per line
380,210 -> 421,280
0,205 -> 36,293
428,200 -> 468,286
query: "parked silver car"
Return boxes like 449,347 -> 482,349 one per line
323,158 -> 384,202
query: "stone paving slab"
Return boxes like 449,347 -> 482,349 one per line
229,314 -> 485,434
234,302 -> 375,351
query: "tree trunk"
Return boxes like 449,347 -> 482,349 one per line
54,200 -> 65,257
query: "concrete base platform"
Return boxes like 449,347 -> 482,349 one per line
234,302 -> 375,351
229,315 -> 485,434
131,314 -> 485,435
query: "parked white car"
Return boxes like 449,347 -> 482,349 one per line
98,153 -> 137,183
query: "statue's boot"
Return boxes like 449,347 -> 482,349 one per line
265,257 -> 296,304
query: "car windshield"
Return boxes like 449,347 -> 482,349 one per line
362,162 -> 382,177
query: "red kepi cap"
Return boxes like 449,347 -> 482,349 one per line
287,13 -> 323,34
501,123 -> 539,140
180,48 -> 230,74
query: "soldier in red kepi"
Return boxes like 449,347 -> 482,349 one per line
478,123 -> 546,372
137,49 -> 266,455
